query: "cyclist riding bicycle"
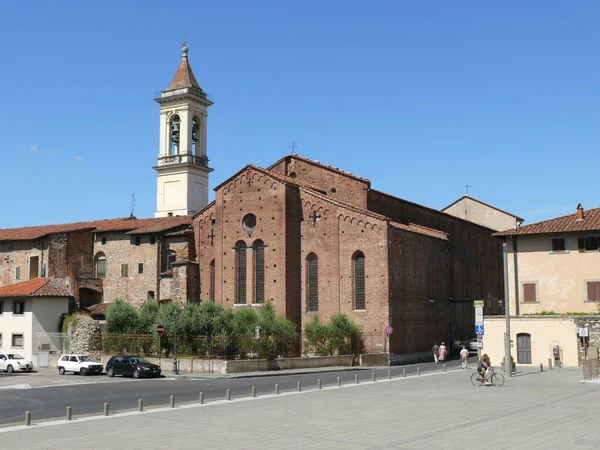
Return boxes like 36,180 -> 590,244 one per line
477,354 -> 491,384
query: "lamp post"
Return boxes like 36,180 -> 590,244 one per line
172,310 -> 179,375
502,242 -> 512,377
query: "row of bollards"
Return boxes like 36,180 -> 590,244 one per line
23,368 -> 437,426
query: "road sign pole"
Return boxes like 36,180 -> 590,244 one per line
503,242 -> 512,377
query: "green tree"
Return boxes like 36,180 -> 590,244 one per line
137,300 -> 159,333
105,300 -> 139,334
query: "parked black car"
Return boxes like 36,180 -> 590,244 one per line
105,355 -> 161,379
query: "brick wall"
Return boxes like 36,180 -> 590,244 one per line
0,238 -> 50,286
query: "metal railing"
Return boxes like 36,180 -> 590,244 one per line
33,332 -> 70,354
583,359 -> 600,381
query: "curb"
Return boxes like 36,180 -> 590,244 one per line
164,365 -> 374,379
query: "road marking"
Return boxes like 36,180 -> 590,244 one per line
0,384 -> 31,390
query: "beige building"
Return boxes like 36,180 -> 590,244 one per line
484,204 -> 600,368
442,195 -> 524,232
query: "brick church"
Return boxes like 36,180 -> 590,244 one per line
0,45 -> 519,357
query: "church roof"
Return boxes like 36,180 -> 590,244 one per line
442,195 -> 524,222
0,278 -> 70,298
166,44 -> 201,90
268,155 -> 371,185
0,216 -> 192,241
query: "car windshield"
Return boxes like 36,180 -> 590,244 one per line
7,354 -> 24,360
79,356 -> 94,362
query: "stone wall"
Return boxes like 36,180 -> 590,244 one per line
68,315 -> 101,357
576,317 -> 600,364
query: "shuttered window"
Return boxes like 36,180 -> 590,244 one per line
235,241 -> 247,304
523,283 -> 537,302
587,281 -> 600,302
12,334 -> 24,348
209,260 -> 215,302
254,240 -> 265,304
96,256 -> 106,278
120,264 -> 129,278
307,253 -> 319,312
353,252 -> 366,310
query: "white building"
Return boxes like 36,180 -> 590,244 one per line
0,278 -> 70,365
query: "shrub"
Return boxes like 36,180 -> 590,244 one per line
105,300 -> 139,334
304,314 -> 360,356
137,300 -> 159,334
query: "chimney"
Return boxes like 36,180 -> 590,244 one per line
576,203 -> 584,220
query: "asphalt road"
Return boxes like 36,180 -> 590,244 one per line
0,357 -> 473,427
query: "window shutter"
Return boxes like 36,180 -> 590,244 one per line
12,334 -> 24,347
524,283 -> 536,302
354,252 -> 366,310
235,242 -> 247,304
307,254 -> 319,312
254,241 -> 265,304
209,260 -> 215,302
589,281 -> 600,302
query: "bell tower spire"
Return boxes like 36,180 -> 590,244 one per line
153,43 -> 214,218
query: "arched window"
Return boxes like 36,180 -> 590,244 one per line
306,253 -> 318,312
95,254 -> 106,279
235,241 -> 247,304
169,114 -> 181,155
253,240 -> 265,304
209,260 -> 215,302
191,116 -> 200,154
353,251 -> 366,310
166,251 -> 176,272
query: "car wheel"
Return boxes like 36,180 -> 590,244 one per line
6,365 -> 14,374
107,367 -> 115,377
133,369 -> 141,379
58,367 -> 66,375
80,368 -> 87,376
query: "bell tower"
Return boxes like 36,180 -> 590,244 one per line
153,43 -> 214,218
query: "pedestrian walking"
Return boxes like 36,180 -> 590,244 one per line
439,342 -> 447,363
432,343 -> 439,364
460,345 -> 469,370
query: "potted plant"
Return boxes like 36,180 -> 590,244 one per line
501,355 -> 516,372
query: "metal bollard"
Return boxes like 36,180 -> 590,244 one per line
402,368 -> 406,378
66,406 -> 72,420
170,395 -> 175,408
138,399 -> 143,412
372,372 -> 376,382
297,381 -> 302,392
388,370 -> 391,380
417,367 -> 420,376
252,386 -> 256,398
275,384 -> 280,394
540,363 -> 543,372
355,374 -> 359,384
25,411 -> 31,426
337,376 -> 341,387
104,403 -> 109,416
317,379 -> 322,389
226,389 -> 231,400
199,392 -> 204,404
549,358 -> 553,371
443,364 -> 446,372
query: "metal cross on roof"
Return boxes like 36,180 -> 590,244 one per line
463,182 -> 471,196
289,141 -> 298,155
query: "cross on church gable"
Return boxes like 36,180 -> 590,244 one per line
207,227 -> 215,246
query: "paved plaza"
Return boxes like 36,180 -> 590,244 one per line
0,367 -> 597,449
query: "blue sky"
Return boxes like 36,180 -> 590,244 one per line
1,1 -> 599,229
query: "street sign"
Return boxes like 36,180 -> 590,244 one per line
156,324 -> 165,335
385,326 -> 393,335
477,334 -> 483,340
578,328 -> 589,337
475,325 -> 484,335
474,300 -> 484,307
477,338 -> 483,349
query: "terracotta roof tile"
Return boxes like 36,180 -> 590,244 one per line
167,46 -> 201,90
0,217 -> 137,241
390,222 -> 449,241
0,278 -> 70,297
124,216 -> 192,235
495,205 -> 600,236
87,302 -> 110,316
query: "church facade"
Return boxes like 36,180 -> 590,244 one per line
0,45 -> 515,358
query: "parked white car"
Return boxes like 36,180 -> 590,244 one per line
0,353 -> 34,373
57,354 -> 104,375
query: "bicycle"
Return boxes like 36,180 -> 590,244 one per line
470,366 -> 505,386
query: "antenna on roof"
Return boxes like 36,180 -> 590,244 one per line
130,194 -> 136,218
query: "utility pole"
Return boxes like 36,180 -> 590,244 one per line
503,241 -> 512,377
